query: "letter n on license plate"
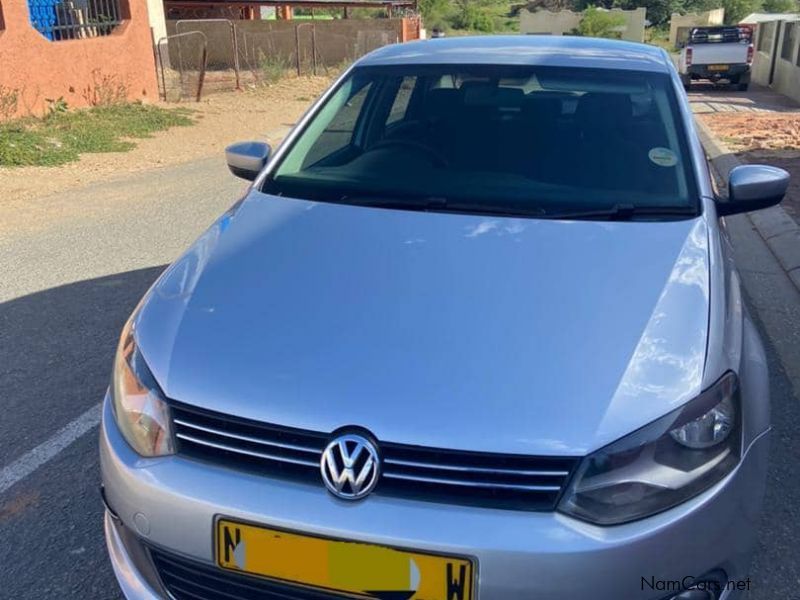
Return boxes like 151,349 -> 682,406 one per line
216,519 -> 475,600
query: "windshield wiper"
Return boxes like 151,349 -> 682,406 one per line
543,204 -> 698,221
338,194 -> 443,211
337,194 -> 546,218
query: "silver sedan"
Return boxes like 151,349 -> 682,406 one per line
101,35 -> 788,600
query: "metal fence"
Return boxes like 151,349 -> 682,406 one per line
28,0 -> 124,41
157,19 -> 401,101
176,19 -> 242,91
240,24 -> 398,80
156,31 -> 208,102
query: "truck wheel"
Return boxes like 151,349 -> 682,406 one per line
738,82 -> 749,91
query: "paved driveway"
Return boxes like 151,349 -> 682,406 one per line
688,83 -> 799,114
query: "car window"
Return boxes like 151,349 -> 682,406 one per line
265,64 -> 697,218
386,76 -> 416,126
690,26 -> 751,44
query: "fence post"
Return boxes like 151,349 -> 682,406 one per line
295,25 -> 302,76
177,34 -> 186,94
157,37 -> 168,102
229,21 -> 241,91
196,41 -> 208,102
176,19 -> 240,92
311,25 -> 318,76
157,31 -> 208,103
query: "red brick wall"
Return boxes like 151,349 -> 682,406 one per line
0,0 -> 159,118
401,17 -> 420,42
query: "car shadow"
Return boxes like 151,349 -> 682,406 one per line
0,266 -> 167,464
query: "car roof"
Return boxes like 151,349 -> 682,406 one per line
357,35 -> 672,73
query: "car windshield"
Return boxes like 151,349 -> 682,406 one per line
262,64 -> 698,218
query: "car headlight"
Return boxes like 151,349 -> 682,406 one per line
558,372 -> 740,525
111,321 -> 175,457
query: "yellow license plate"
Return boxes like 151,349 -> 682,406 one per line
708,65 -> 729,71
216,519 -> 475,600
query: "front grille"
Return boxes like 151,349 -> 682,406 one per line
172,402 -> 327,482
171,401 -> 578,511
150,547 -> 349,600
379,442 -> 576,511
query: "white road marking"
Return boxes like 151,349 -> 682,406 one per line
0,403 -> 102,495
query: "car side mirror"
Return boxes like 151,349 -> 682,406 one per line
225,141 -> 271,181
716,165 -> 789,217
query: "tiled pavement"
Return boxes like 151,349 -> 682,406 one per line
688,83 -> 799,114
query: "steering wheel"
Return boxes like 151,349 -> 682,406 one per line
368,138 -> 449,167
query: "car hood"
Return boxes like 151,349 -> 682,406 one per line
136,192 -> 710,456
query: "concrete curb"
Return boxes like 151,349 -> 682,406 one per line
696,117 -> 800,293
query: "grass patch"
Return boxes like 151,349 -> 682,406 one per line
647,26 -> 679,55
0,103 -> 194,167
648,36 -> 679,54
258,52 -> 293,84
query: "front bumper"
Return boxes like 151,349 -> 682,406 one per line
101,396 -> 768,600
104,511 -> 163,600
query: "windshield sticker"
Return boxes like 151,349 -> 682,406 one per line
649,147 -> 678,168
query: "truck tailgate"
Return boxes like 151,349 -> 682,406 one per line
691,43 -> 749,65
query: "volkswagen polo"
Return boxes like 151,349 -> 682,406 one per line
100,36 -> 789,600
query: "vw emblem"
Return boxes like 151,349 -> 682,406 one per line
320,433 -> 380,500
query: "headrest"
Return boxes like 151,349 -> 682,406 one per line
522,96 -> 562,121
424,88 -> 461,118
575,93 -> 633,131
461,82 -> 524,108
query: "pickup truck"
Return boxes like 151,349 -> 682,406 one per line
677,26 -> 754,91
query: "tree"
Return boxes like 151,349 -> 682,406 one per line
574,0 -> 609,10
762,0 -> 799,12
719,0 -> 762,23
418,0 -> 452,28
680,0 -> 717,21
448,0 -> 506,31
613,0 -> 675,26
513,0 -> 578,13
578,6 -> 627,36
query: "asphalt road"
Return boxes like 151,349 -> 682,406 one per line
1,157 -> 242,598
1,126 -> 800,599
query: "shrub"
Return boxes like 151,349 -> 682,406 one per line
259,51 -> 292,84
83,70 -> 129,107
578,6 -> 626,38
0,85 -> 20,120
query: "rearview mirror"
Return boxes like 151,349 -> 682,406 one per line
716,165 -> 789,217
225,141 -> 271,181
